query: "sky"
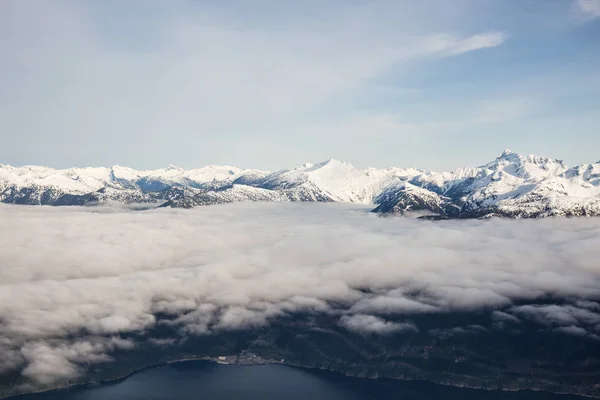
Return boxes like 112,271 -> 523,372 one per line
1,0 -> 599,171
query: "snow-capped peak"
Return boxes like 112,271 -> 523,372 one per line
0,163 -> 263,195
2,151 -> 599,218
500,149 -> 514,157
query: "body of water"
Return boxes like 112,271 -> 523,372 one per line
12,360 -> 589,400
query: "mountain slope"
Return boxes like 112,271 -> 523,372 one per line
0,164 -> 266,206
244,159 -> 421,203
1,150 -> 599,218
372,182 -> 460,217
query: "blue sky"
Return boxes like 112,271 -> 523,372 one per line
1,0 -> 599,171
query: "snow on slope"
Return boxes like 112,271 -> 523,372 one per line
460,151 -> 570,207
0,164 -> 264,194
564,162 -> 600,187
406,149 -> 596,204
252,159 -> 422,203
1,150 -> 600,218
373,150 -> 600,217
0,165 -> 108,193
372,182 -> 458,216
463,151 -> 599,211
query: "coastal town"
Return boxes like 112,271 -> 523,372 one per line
209,351 -> 284,366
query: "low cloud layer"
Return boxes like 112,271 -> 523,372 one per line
338,314 -> 418,335
1,203 -> 600,387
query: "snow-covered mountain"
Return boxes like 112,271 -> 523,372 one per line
0,164 -> 264,206
1,150 -> 599,218
239,159 -> 422,203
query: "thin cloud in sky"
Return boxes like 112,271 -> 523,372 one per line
0,0 -> 510,169
0,1 -> 599,172
447,31 -> 510,55
1,1 -> 508,118
577,0 -> 600,19
309,96 -> 532,139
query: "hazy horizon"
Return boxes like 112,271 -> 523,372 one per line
2,148 -> 599,173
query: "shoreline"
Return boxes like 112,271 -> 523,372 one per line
3,356 -> 598,400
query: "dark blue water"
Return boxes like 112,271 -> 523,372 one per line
14,361 -> 586,400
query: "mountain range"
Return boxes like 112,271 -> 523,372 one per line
1,150 -> 599,218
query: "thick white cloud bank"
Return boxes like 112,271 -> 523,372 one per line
1,203 -> 600,387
